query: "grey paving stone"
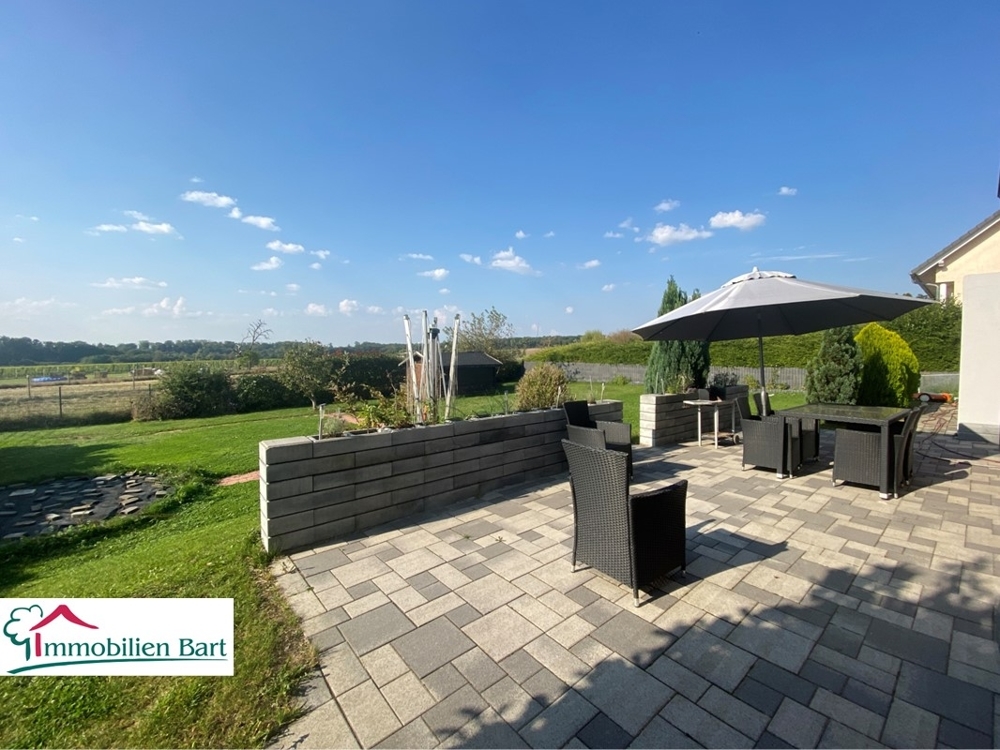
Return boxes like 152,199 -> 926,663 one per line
766,697 -> 827,748
438,706 -> 530,749
422,663 -> 467,701
727,614 -> 814,673
338,603 -> 415,656
311,624 -> 345,653
519,688 -> 598,749
937,718 -> 993,749
524,634 -> 590,685
865,617 -> 949,673
753,730 -> 794,749
346,580 -> 379,600
628,715 -> 702,749
818,720 -> 885,749
381,672 -> 435,725
578,598 -> 623,627
590,610 -> 675,668
818,623 -> 865,658
565,584 -> 602,608
576,712 -> 633,750
482,676 -> 544,730
375,718 -> 438,749
576,654 -> 673,736
842,678 -> 892,717
297,547 -> 352,577
393,616 -> 475,678
951,630 -> 1000,674
500,649 -> 544,684
339,679 -> 402,747
421,684 -> 490,741
668,626 -> 757,692
319,643 -> 369,696
734,677 -> 783,716
896,660 -> 994,734
660,694 -> 754,749
697,685 -> 770,741
268,696 -> 360,750
881,698 -> 940,749
453,647 -> 506,691
810,687 -> 884,739
522,667 -> 569,708
810,644 -> 897,694
463,606 -> 544,662
647,653 -> 710,702
445,602 -> 482,629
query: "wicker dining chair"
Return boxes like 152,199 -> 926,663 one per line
737,395 -> 796,476
561,439 -> 687,606
833,406 -> 922,498
892,406 -> 924,494
564,400 -> 633,478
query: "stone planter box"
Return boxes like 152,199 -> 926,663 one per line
259,400 -> 625,554
639,386 -> 747,447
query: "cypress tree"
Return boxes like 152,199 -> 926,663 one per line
804,326 -> 862,404
644,278 -> 710,393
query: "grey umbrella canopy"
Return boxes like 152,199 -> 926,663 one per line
633,268 -> 932,398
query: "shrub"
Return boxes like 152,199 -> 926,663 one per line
609,374 -> 631,386
515,363 -> 569,410
496,359 -> 525,383
805,326 -> 862,404
153,365 -> 237,419
233,373 -> 302,412
855,323 -> 920,407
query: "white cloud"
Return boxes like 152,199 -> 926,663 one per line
579,259 -> 600,269
251,256 -> 283,271
124,210 -> 150,221
709,210 -> 766,231
180,190 -> 236,208
92,277 -> 167,289
190,176 -> 204,183
0,297 -> 71,318
311,250 -> 330,260
603,231 -> 624,239
544,231 -> 555,238
262,307 -> 280,317
242,215 -> 280,231
132,221 -> 178,235
654,199 -> 680,213
89,223 -> 128,234
228,207 -> 243,219
434,304 -> 461,322
286,283 -> 300,294
778,186 -> 798,196
142,297 -> 188,318
339,299 -> 359,316
266,240 -> 305,254
15,214 -> 39,222
404,253 -> 434,260
439,288 -> 450,295
367,305 -> 385,314
309,262 -> 322,270
491,247 -> 538,275
618,217 -> 640,233
305,303 -> 329,316
646,223 -> 713,246
101,306 -> 136,316
602,284 -> 616,292
419,268 -> 449,281
12,237 -> 24,243
565,306 -> 574,314
763,253 -> 841,261
459,253 -> 482,265
515,230 -> 529,240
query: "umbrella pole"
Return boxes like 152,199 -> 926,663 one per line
757,316 -> 769,414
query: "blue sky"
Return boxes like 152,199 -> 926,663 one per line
2,2 -> 998,346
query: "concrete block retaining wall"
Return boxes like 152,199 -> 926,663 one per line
639,386 -> 747,447
259,400 -> 624,554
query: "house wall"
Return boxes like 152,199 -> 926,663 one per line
924,221 -> 1000,300
957,272 -> 1000,444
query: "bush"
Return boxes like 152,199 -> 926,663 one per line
496,359 -> 525,383
233,373 -> 302,412
515,363 -> 569,410
804,327 -> 862,404
855,323 -> 920,407
153,365 -> 237,419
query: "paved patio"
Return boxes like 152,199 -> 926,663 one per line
267,405 -> 1000,749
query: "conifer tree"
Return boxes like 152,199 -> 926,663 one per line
644,278 -> 710,392
804,326 -> 862,404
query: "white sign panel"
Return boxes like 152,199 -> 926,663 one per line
1,599 -> 234,676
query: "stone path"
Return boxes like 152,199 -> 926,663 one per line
264,404 -> 998,748
0,472 -> 170,541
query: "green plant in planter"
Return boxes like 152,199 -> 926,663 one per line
322,417 -> 350,438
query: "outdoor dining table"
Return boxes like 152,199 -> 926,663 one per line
773,403 -> 912,499
683,398 -> 737,448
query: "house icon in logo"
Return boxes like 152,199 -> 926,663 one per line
29,604 -> 98,658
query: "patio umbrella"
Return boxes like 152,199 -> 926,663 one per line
632,268 -> 932,404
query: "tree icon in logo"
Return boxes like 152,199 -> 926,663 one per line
4,605 -> 44,661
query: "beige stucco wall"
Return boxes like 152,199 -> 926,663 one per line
957,272 -> 1000,444
923,221 -> 1000,300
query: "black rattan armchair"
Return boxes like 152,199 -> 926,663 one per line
564,400 -> 633,478
562,439 -> 687,606
833,407 -> 922,498
737,395 -> 797,476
